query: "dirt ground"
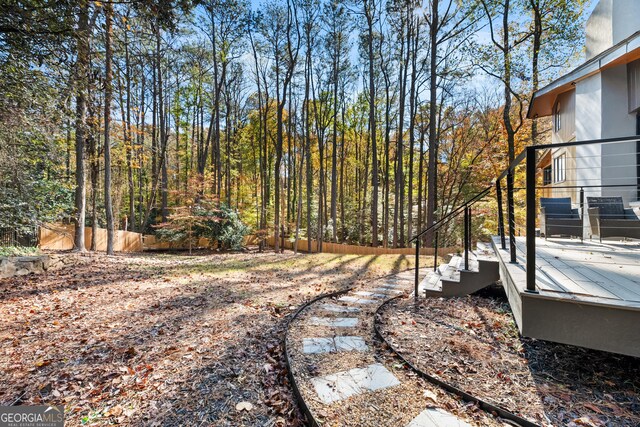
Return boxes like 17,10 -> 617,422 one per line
0,250 -> 425,426
377,289 -> 640,427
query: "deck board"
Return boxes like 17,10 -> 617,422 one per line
496,236 -> 640,306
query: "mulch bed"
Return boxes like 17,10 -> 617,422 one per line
377,290 -> 640,427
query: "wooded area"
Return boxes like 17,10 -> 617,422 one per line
0,0 -> 588,253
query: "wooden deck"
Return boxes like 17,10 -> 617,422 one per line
492,236 -> 640,357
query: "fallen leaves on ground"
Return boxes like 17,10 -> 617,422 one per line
377,289 -> 640,427
0,250 -> 420,426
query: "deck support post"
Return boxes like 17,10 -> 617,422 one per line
525,147 -> 537,293
414,238 -> 420,301
496,179 -> 506,250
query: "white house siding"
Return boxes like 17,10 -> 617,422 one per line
550,90 -> 577,202
600,64 -> 638,205
575,74 -> 602,199
551,90 -> 576,144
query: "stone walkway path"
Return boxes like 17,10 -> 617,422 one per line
286,269 -> 476,426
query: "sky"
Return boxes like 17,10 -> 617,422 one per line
241,0 -> 600,100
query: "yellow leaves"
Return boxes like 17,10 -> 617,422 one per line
35,358 -> 51,368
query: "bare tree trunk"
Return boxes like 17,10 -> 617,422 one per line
88,78 -> 99,251
425,0 -> 440,247
73,0 -> 89,252
330,47 -> 339,242
304,49 -> 313,252
364,0 -> 378,247
137,68 -> 146,231
530,0 -> 542,144
394,12 -> 408,248
124,14 -> 135,232
417,116 -> 426,241
340,98 -> 346,241
157,27 -> 168,222
407,14 -> 419,243
103,1 -> 115,255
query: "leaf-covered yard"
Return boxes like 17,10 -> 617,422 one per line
377,291 -> 640,427
0,251 -> 420,426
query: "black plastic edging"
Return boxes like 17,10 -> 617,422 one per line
373,296 -> 541,427
283,287 -> 353,427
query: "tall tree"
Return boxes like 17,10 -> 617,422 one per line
527,0 -> 586,143
423,0 -> 476,245
323,0 -> 349,243
262,0 -> 301,252
103,1 -> 115,255
362,0 -> 379,247
479,0 -> 531,260
73,0 -> 90,252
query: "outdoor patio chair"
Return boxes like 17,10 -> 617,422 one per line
587,196 -> 640,241
540,197 -> 583,240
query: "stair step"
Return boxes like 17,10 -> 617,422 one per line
448,255 -> 462,269
476,241 -> 498,261
419,271 -> 442,293
420,248 -> 500,298
436,263 -> 451,276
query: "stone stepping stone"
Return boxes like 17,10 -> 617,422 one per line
354,290 -> 388,298
372,287 -> 403,294
308,316 -> 359,327
378,284 -> 403,289
318,303 -> 361,313
302,336 -> 369,354
382,282 -> 402,288
405,408 -> 472,427
338,295 -> 377,305
334,336 -> 368,352
303,337 -> 335,354
310,363 -> 400,404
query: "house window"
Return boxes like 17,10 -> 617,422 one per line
553,154 -> 566,183
543,166 -> 552,186
554,102 -> 562,132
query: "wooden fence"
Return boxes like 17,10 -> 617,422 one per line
39,224 -> 143,252
265,237 -> 455,256
143,234 -> 260,251
143,235 -> 211,251
39,225 -> 449,256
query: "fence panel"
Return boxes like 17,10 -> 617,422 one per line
265,237 -> 455,256
39,224 -> 143,252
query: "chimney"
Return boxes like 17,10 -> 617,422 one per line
585,0 -> 640,60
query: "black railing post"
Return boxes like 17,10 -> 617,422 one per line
496,179 -> 506,250
580,187 -> 585,242
464,205 -> 469,271
468,205 -> 472,258
433,231 -> 439,272
525,147 -> 537,293
414,237 -> 420,300
507,170 -> 517,263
